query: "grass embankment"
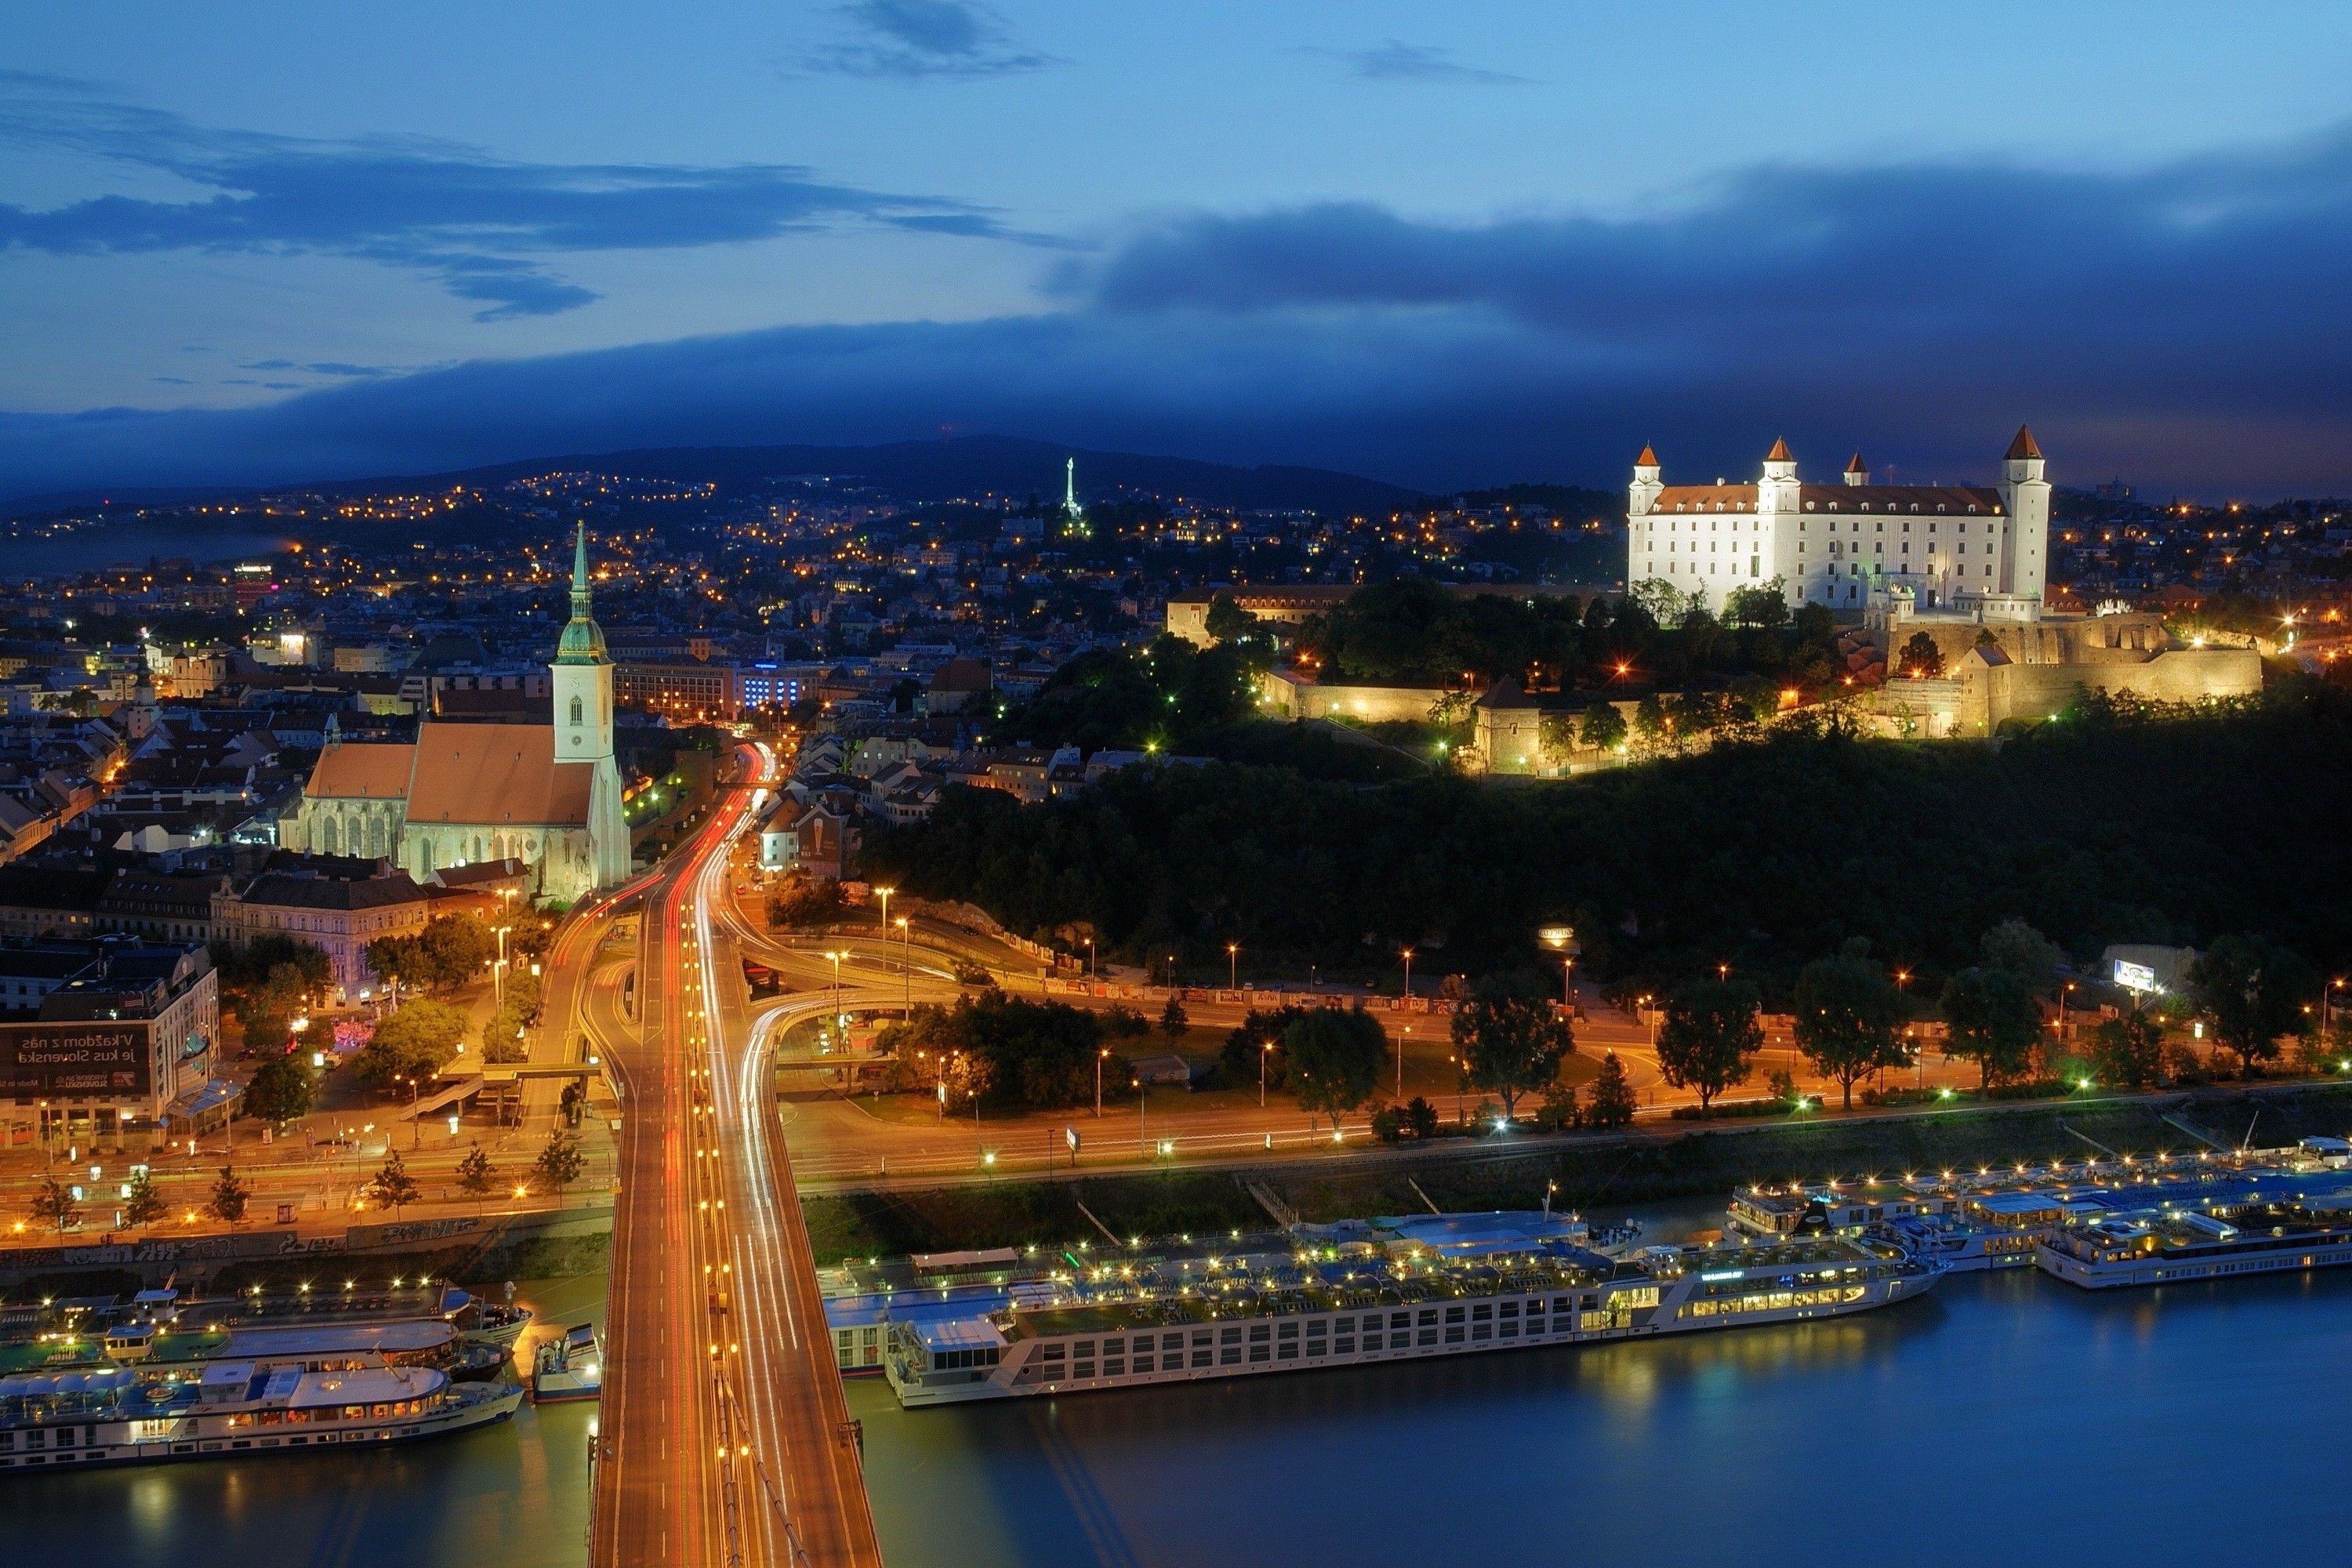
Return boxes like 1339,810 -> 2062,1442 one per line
798,1082 -> 2352,1262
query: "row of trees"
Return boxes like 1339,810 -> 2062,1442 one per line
1647,920 -> 2337,1113
365,913 -> 502,996
27,1133 -> 588,1234
1291,574 -> 1847,693
210,933 -> 334,1051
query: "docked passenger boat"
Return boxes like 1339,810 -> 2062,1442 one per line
884,1223 -> 1944,1408
0,1358 -> 522,1472
2038,1200 -> 2352,1289
529,1323 -> 602,1403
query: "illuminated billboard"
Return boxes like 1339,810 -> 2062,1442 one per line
0,1022 -> 150,1097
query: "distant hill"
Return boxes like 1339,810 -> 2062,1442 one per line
289,434 -> 1419,517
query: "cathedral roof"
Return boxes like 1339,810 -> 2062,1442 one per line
405,722 -> 590,828
305,742 -> 416,800
1765,437 -> 1794,462
1845,452 -> 1868,474
2005,425 -> 2043,460
1635,445 -> 1660,467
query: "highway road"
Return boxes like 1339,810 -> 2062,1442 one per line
590,742 -> 883,1568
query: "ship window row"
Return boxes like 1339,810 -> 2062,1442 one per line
1679,1286 -> 1865,1319
1018,1293 -> 1618,1375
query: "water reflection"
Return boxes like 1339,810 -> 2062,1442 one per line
861,1265 -> 2352,1568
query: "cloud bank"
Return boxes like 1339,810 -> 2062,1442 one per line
9,122 -> 2352,499
0,72 -> 1040,319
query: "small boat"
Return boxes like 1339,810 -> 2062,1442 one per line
461,1303 -> 535,1349
530,1323 -> 601,1403
449,1341 -> 517,1382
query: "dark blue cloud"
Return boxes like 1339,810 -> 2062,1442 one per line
801,1 -> 1055,79
0,74 -> 1045,320
9,126 -> 2352,500
1302,42 -> 1530,85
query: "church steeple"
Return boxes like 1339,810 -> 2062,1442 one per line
555,522 -> 608,665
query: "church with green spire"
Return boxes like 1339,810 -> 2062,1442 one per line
280,524 -> 632,904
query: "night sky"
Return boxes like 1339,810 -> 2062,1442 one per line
5,2 -> 2352,499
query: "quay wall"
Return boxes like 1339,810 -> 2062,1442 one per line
0,1203 -> 612,1298
799,1082 -> 2352,1262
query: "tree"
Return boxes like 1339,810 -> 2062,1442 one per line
1534,1080 -> 1582,1132
768,875 -> 845,928
456,1146 -> 496,1203
354,999 -> 469,1089
1283,1007 -> 1388,1127
1655,978 -> 1762,1111
1632,694 -> 1671,754
1220,1006 -> 1305,1092
1577,702 -> 1628,753
535,1131 -> 586,1200
1897,631 -> 1945,679
1158,996 -> 1189,1040
122,1169 -> 165,1228
1451,981 -> 1574,1120
31,1176 -> 80,1234
2193,934 -> 2317,1078
2089,1010 -> 2166,1089
368,1149 -> 419,1214
1792,946 -> 1907,1110
1203,592 -> 1254,645
1722,579 -> 1789,630
1981,919 -> 2066,994
1586,1053 -> 1638,1129
1099,1004 -> 1151,1041
1940,967 -> 2042,1088
244,1054 -> 314,1127
1537,712 -> 1580,769
208,1165 -> 250,1228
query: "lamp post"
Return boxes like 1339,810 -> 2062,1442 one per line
825,949 -> 846,1037
1136,1076 -> 1148,1156
1260,1040 -> 1272,1108
1400,948 -> 1414,1000
874,885 -> 893,946
1086,937 -> 1095,981
2330,978 -> 2346,1033
1227,943 -> 1239,992
1538,926 -> 1578,1011
895,916 -> 912,1014
1095,1047 -> 1108,1117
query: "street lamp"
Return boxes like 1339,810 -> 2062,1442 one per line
1260,1040 -> 1272,1108
2329,978 -> 2346,1032
895,916 -> 912,1014
1399,948 -> 1414,1000
1227,943 -> 1239,991
1094,1047 -> 1109,1117
1538,926 -> 1578,1011
825,950 -> 847,1032
874,885 -> 893,944
1086,936 -> 1096,980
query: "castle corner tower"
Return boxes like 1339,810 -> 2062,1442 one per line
1998,425 -> 2050,601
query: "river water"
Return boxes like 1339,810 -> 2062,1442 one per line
16,1218 -> 2352,1566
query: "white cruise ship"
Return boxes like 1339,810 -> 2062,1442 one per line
2038,1201 -> 2352,1290
885,1229 -> 1942,1408
0,1356 -> 522,1472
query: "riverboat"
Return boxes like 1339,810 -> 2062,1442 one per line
884,1225 -> 1943,1408
0,1359 -> 521,1472
2038,1200 -> 2352,1289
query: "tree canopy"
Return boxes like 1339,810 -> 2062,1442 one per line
1791,943 -> 1907,1109
1655,978 -> 1762,1109
1940,967 -> 2042,1087
865,681 -> 2352,993
2192,933 -> 2317,1077
1451,979 -> 1574,1119
354,999 -> 469,1089
1282,1007 -> 1388,1126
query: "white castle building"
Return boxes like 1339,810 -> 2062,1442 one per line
1627,428 -> 2050,616
280,524 -> 632,904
